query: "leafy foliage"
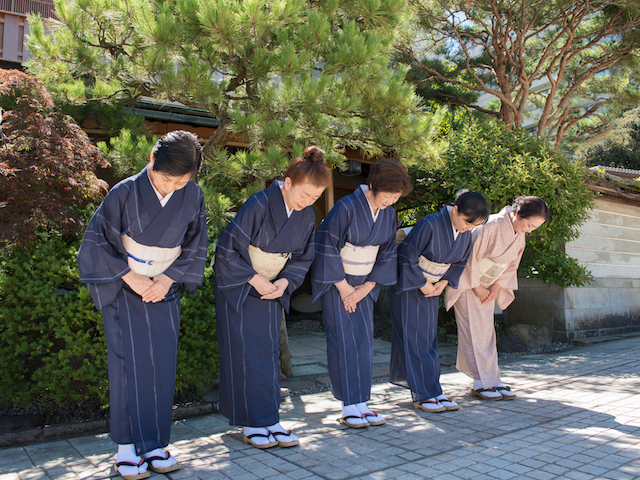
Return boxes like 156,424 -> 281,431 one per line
575,106 -> 640,170
400,0 -> 640,147
0,70 -> 109,247
0,229 -> 218,409
398,119 -> 594,287
27,0 -> 445,210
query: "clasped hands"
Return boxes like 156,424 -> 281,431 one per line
335,279 -> 373,313
249,274 -> 289,300
420,279 -> 448,297
122,271 -> 175,303
473,283 -> 502,304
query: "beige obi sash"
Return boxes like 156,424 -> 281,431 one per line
478,257 -> 510,286
340,242 -> 380,276
248,244 -> 291,281
121,235 -> 181,277
418,255 -> 451,283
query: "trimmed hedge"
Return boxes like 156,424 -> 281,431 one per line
0,231 -> 218,410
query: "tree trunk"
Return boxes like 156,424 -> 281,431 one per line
279,309 -> 293,378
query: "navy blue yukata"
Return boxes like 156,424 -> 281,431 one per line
389,206 -> 472,402
214,181 -> 316,427
77,166 -> 208,455
312,186 -> 397,405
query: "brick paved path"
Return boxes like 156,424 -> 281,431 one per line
1,336 -> 639,480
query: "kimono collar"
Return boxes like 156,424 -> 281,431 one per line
445,205 -> 459,241
499,206 -> 518,237
359,185 -> 380,222
266,181 -> 292,230
438,205 -> 457,243
276,180 -> 293,218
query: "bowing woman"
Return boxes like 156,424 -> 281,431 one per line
389,191 -> 490,413
214,146 -> 331,449
445,196 -> 549,400
312,158 -> 412,428
77,131 -> 208,480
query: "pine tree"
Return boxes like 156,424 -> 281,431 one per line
27,0 -> 443,207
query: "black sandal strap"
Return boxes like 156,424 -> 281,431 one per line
475,387 -> 497,393
495,386 -> 512,392
144,451 -> 171,463
362,411 -> 379,417
270,430 -> 292,438
245,432 -> 273,440
116,458 -> 146,468
341,414 -> 364,421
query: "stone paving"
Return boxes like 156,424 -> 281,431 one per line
1,334 -> 639,480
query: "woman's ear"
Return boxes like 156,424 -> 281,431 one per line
284,177 -> 293,189
149,152 -> 155,166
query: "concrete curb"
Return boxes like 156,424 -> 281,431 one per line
0,402 -> 217,448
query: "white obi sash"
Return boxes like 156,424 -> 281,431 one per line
418,255 -> 451,283
340,242 -> 380,276
478,257 -> 510,286
248,244 -> 291,281
121,235 -> 181,277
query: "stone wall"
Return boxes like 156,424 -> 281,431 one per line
505,197 -> 640,341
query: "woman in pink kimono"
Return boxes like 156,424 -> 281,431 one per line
445,196 -> 549,400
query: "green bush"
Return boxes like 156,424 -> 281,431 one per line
0,231 -> 218,410
398,119 -> 594,288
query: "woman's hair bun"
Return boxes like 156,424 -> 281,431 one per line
303,145 -> 325,164
454,188 -> 469,200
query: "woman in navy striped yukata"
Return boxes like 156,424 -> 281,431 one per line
390,190 -> 490,413
78,131 -> 208,480
312,158 -> 412,428
214,146 -> 331,449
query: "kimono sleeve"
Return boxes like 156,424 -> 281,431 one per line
213,195 -> 264,311
394,216 -> 432,293
163,190 -> 208,293
366,208 -> 398,287
311,202 -> 350,301
77,184 -> 131,310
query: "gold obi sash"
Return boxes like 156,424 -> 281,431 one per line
418,256 -> 451,283
121,235 -> 181,277
478,257 -> 510,286
340,242 -> 380,276
248,244 -> 291,281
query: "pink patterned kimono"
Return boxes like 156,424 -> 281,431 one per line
444,206 -> 525,388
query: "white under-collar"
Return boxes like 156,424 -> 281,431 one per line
360,185 -> 379,222
277,180 -> 293,218
446,205 -> 459,241
148,171 -> 174,207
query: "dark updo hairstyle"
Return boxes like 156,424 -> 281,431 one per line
151,130 -> 203,180
367,158 -> 413,196
284,145 -> 332,188
454,189 -> 491,224
512,196 -> 550,221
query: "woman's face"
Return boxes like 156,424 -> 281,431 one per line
371,190 -> 403,210
147,165 -> 191,197
282,177 -> 325,211
450,205 -> 485,233
512,213 -> 546,234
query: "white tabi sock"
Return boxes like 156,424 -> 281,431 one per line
116,444 -> 148,477
266,422 -> 298,443
355,402 -> 385,423
243,426 -> 276,446
473,380 -> 501,398
341,402 -> 368,426
495,382 -> 516,397
142,447 -> 177,470
436,393 -> 459,409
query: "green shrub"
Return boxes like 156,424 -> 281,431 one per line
398,119 -> 594,288
0,231 -> 218,410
